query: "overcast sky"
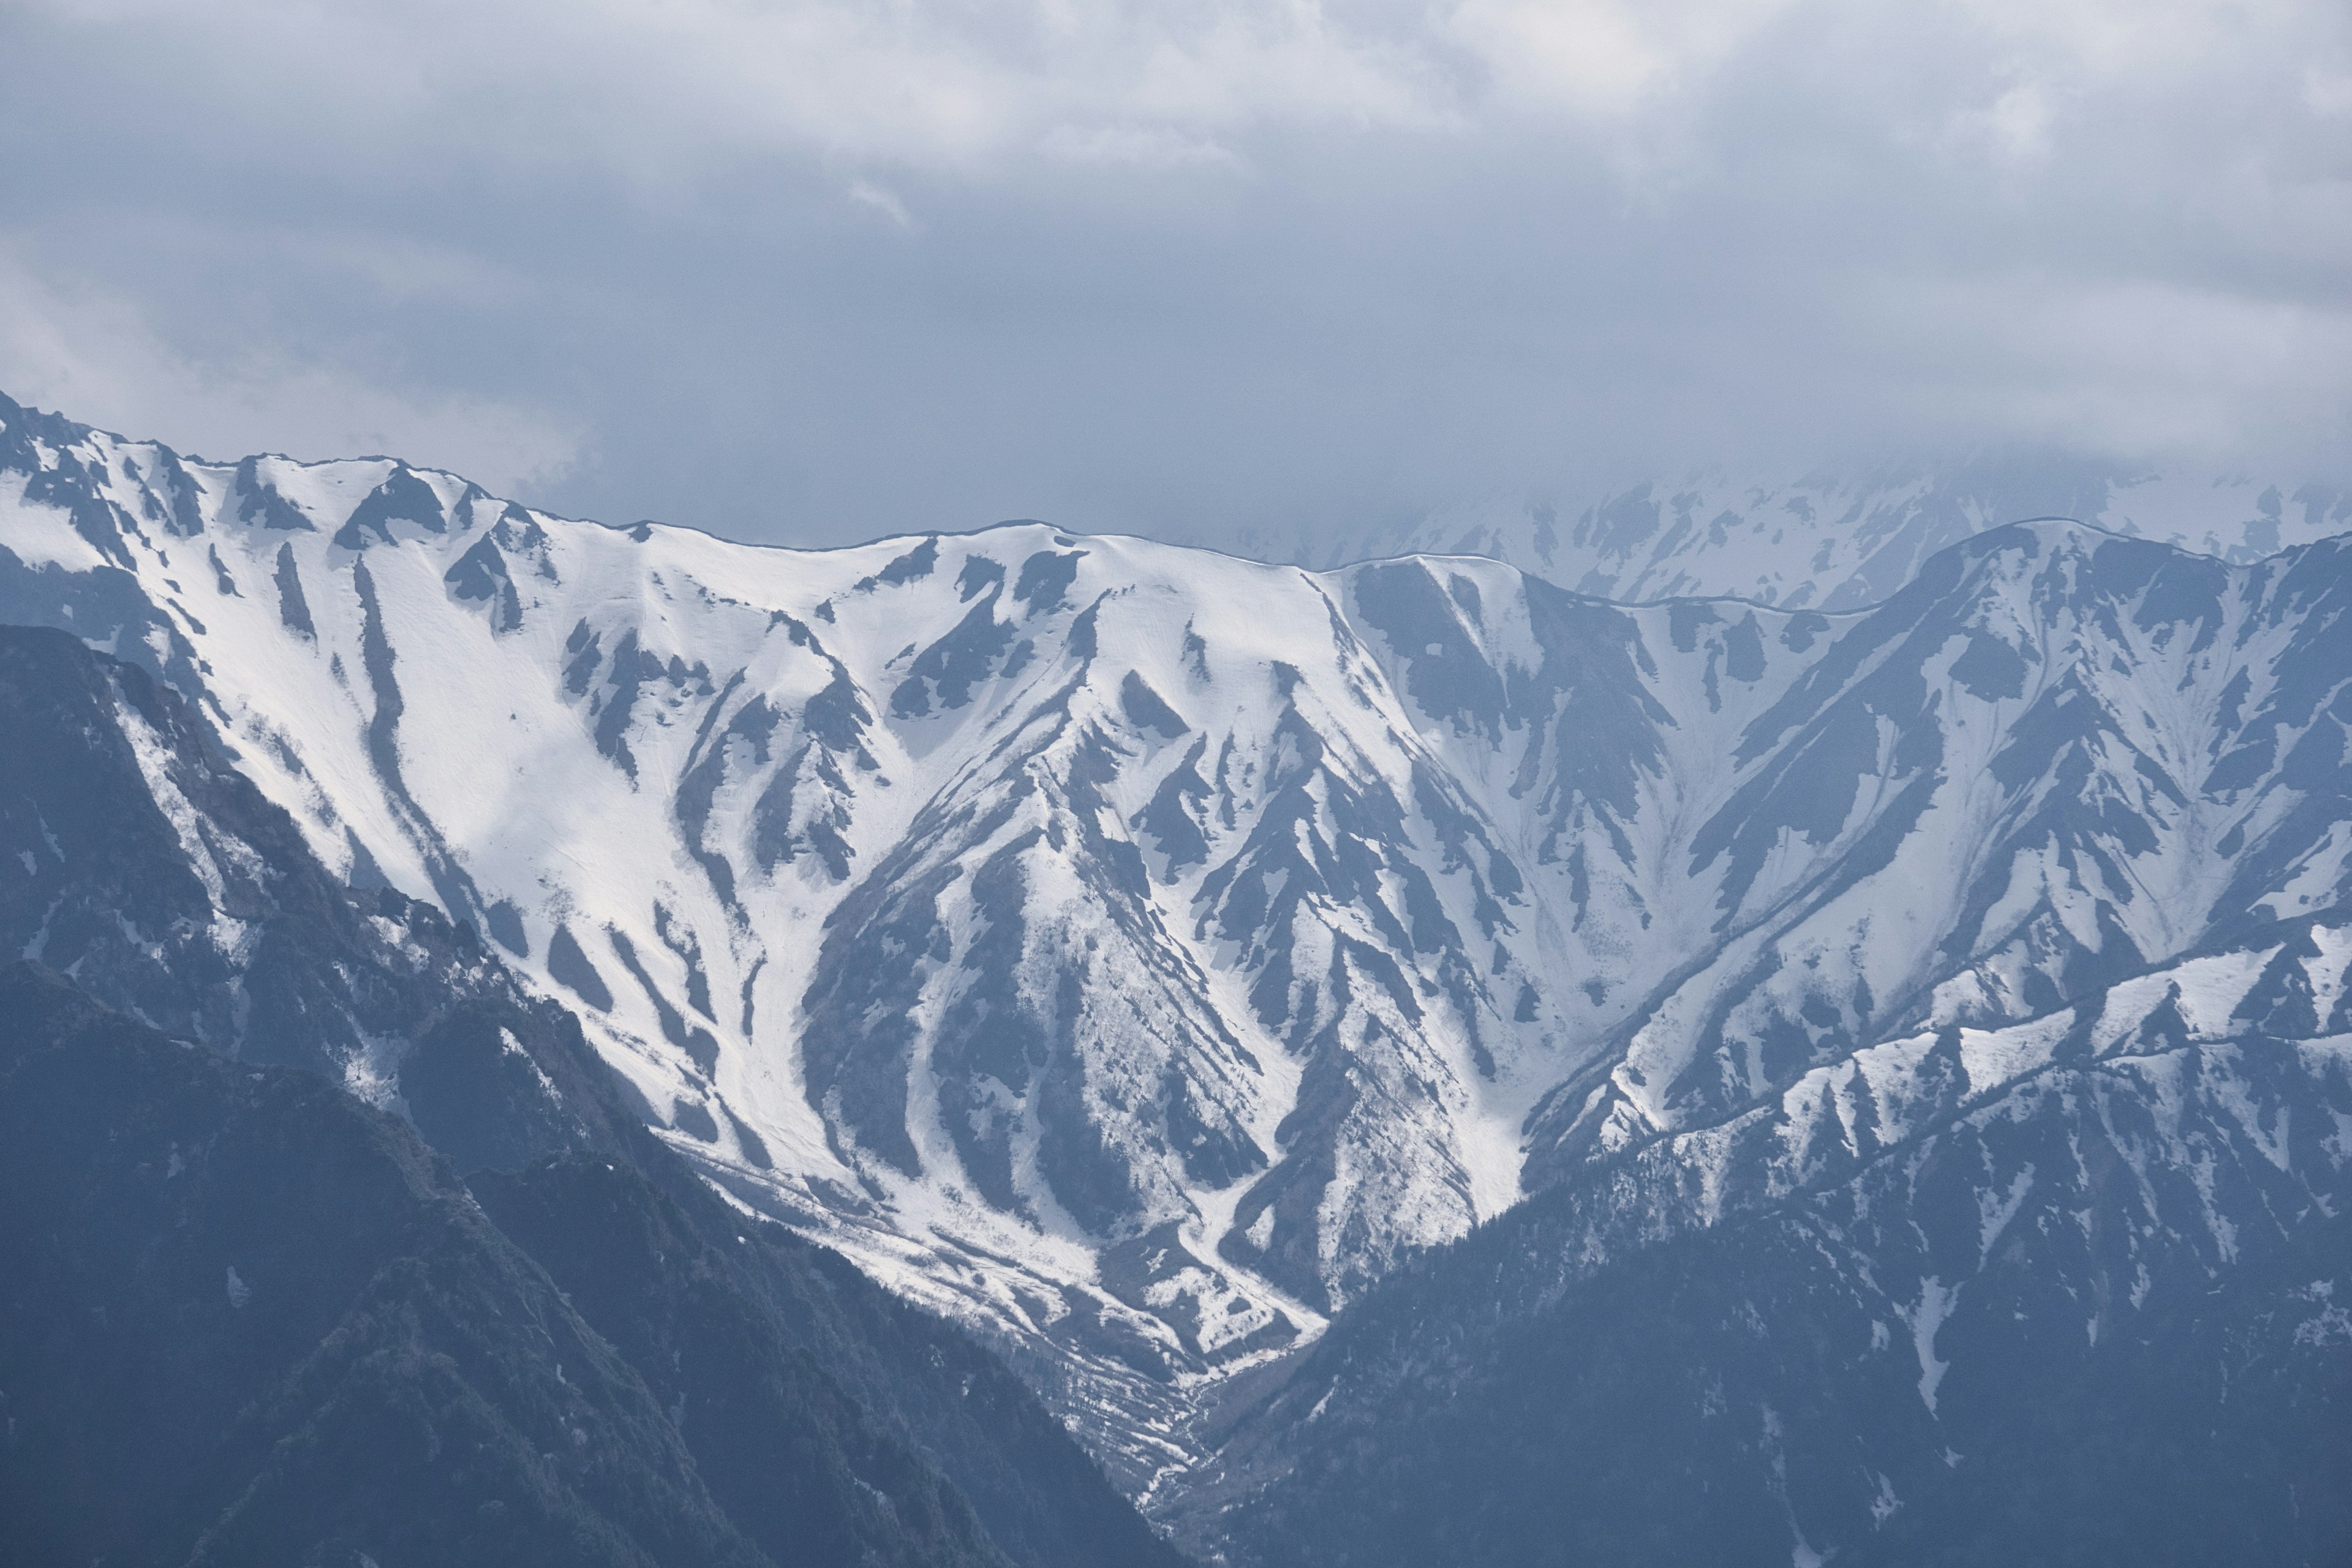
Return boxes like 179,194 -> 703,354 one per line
1,0 -> 2346,550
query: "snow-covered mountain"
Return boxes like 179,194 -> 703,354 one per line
0,626 -> 1181,1568
1180,917 -> 2352,1564
1226,461 -> 2349,610
4,388 -> 2347,1510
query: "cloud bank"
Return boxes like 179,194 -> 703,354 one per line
1,0 -> 2344,548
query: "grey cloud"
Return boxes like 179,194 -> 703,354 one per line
0,0 -> 2343,552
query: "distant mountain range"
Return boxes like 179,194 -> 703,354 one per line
1218,459 -> 2348,609
4,388 -> 2346,1564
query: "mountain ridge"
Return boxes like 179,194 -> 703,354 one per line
1222,461 -> 2351,610
1173,905 -> 2352,1563
4,386 -> 2346,1511
0,620 -> 1184,1568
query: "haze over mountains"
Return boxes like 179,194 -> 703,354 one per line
1199,460 -> 2350,606
4,387 -> 2348,1564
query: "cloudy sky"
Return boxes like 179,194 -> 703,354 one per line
2,0 -> 2346,550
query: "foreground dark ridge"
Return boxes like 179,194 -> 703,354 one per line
0,622 -> 1179,1567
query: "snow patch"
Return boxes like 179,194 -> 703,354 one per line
1906,1277 -> 1962,1415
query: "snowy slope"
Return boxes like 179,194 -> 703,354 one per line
4,388 -> 2347,1491
0,398 -> 1593,1479
1182,914 -> 2352,1564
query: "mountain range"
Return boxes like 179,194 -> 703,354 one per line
1219,459 -> 2350,609
3,387 -> 2346,1563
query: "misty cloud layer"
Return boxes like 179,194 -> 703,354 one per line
1,0 -> 2345,550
